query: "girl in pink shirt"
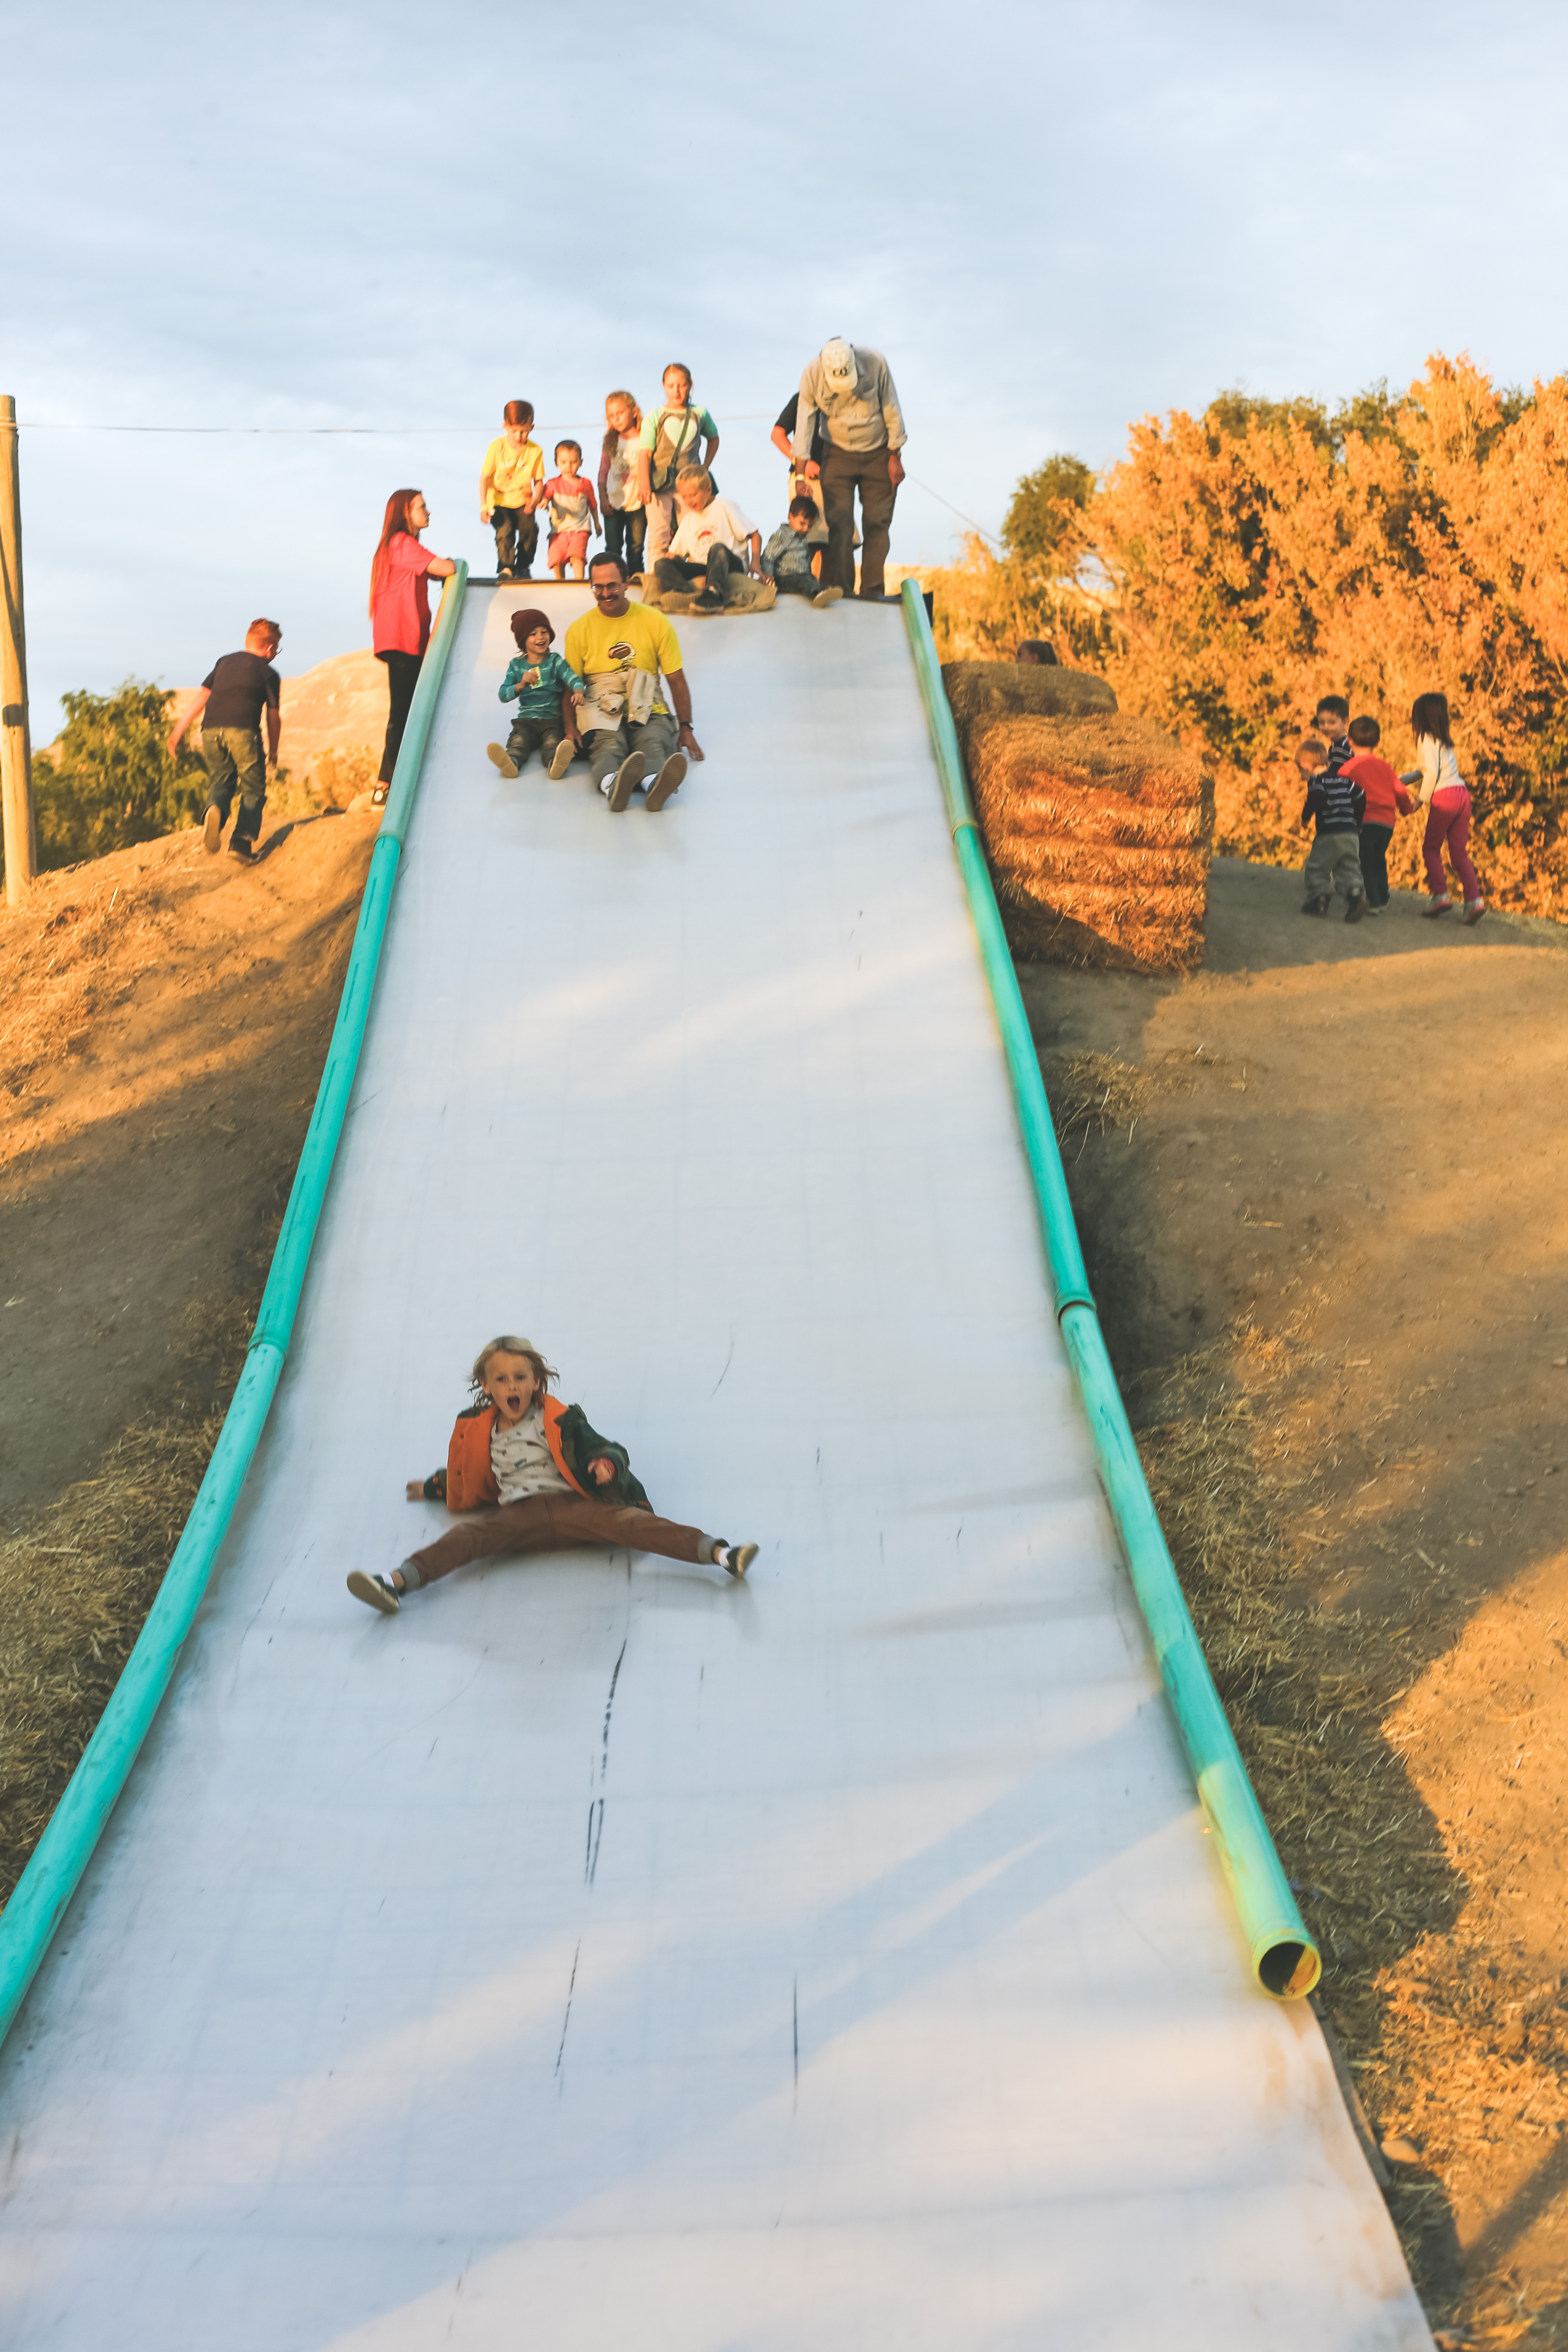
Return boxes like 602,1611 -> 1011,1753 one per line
368,488 -> 457,802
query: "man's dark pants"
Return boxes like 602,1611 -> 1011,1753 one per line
819,443 -> 897,598
1359,822 -> 1393,908
201,725 -> 267,848
492,505 -> 539,577
505,713 -> 566,771
654,544 -> 742,605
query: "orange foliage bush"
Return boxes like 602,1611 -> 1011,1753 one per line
934,357 -> 1568,917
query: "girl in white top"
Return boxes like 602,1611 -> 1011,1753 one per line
1400,691 -> 1483,923
597,390 -> 647,582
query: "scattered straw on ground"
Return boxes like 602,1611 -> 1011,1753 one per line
0,1295 -> 253,1907
1126,1313 -> 1568,2348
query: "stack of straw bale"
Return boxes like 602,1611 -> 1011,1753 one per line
943,662 -> 1215,971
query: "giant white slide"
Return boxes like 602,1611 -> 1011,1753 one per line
0,585 -> 1430,2348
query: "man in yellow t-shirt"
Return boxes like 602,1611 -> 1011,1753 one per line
479,399 -> 547,579
562,553 -> 705,814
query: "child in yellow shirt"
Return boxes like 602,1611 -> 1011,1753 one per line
479,399 -> 545,579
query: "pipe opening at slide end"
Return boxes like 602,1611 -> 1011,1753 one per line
1258,1939 -> 1321,2000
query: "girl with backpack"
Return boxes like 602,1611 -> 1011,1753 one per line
636,363 -> 720,568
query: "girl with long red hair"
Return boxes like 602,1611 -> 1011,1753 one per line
369,489 -> 457,802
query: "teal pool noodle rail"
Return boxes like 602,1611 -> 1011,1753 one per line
0,564 -> 471,2048
898,579 -> 1319,2001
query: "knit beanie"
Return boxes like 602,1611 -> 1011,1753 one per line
509,607 -> 554,648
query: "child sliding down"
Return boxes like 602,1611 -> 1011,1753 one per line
347,1336 -> 759,1614
488,608 -> 586,781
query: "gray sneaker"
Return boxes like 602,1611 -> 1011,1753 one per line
608,752 -> 646,813
347,1569 -> 401,1615
645,754 -> 687,812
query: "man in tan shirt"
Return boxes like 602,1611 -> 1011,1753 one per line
792,339 -> 907,599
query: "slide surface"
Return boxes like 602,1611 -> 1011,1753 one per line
0,586 -> 1430,2348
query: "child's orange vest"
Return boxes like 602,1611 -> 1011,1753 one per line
445,1396 -> 590,1511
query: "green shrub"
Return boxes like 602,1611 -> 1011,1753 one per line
31,680 -> 210,873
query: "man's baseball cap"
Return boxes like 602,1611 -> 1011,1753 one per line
820,338 -> 857,385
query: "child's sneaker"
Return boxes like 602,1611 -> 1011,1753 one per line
347,1569 -> 401,1615
608,752 -> 646,813
548,739 -> 576,780
1423,896 -> 1454,918
202,805 -> 223,854
1462,900 -> 1485,925
1344,892 -> 1365,923
1300,894 -> 1330,916
487,742 -> 518,780
692,589 -> 724,613
645,754 -> 686,812
812,586 -> 844,608
711,1540 -> 758,1577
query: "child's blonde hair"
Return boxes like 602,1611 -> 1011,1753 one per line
602,389 -> 642,456
1296,735 -> 1327,767
676,467 -> 713,501
469,1335 -> 557,1400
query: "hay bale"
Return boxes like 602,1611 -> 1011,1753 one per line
960,706 -> 1215,973
942,660 -> 1118,730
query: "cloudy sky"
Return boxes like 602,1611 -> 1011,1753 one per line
7,0 -> 1566,733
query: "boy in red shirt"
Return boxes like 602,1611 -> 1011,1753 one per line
1341,715 -> 1414,913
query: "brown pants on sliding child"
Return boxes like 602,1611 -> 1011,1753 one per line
407,1492 -> 707,1585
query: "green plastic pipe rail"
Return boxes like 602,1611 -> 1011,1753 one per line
899,580 -> 1320,2001
0,564 -> 471,2049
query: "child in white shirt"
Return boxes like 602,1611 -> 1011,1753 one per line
653,470 -> 763,612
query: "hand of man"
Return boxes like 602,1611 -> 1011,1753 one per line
480,507 -> 492,524
587,1455 -> 617,1487
677,723 -> 705,763
804,460 -> 820,481
888,452 -> 906,488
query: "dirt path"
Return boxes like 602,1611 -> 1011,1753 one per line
1025,858 -> 1568,2348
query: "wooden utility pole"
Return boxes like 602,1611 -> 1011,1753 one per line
1,393 -> 38,906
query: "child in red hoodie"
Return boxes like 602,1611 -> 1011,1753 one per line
1341,714 -> 1413,914
347,1336 -> 757,1613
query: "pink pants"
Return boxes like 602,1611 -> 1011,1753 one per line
1423,787 -> 1479,902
